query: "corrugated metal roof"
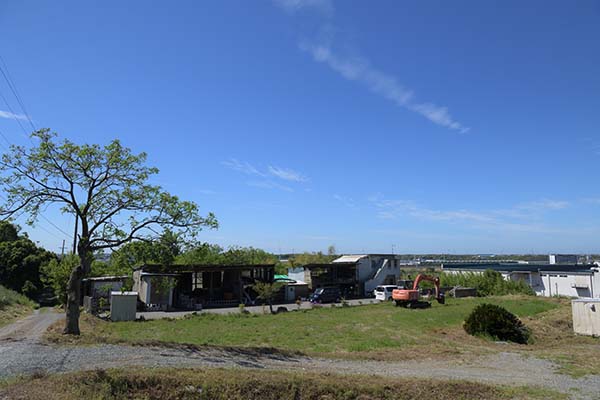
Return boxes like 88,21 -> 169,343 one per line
333,255 -> 367,263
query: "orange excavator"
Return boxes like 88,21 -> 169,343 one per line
392,274 -> 445,309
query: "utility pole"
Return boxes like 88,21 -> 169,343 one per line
60,239 -> 65,257
72,214 -> 78,254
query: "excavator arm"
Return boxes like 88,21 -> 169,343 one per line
411,274 -> 445,304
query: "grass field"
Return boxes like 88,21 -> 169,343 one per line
49,296 -> 556,354
0,285 -> 35,328
0,367 -> 567,400
46,295 -> 600,376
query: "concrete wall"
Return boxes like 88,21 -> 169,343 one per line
357,256 -> 401,282
572,299 -> 600,336
356,257 -> 373,282
363,256 -> 402,294
538,273 -> 595,298
133,270 -> 151,304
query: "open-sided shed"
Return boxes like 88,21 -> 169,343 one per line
133,263 -> 275,310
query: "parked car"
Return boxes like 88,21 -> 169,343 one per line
374,285 -> 398,301
309,287 -> 341,304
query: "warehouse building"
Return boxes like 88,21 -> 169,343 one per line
442,262 -> 600,298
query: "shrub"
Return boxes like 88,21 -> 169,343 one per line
463,303 -> 531,344
442,269 -> 535,296
0,284 -> 35,310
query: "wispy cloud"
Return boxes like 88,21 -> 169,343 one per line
333,194 -> 357,209
0,110 -> 27,120
369,194 -> 570,233
276,0 -> 470,133
300,43 -> 469,133
247,180 -> 294,192
273,0 -> 333,15
580,137 -> 600,156
221,159 -> 266,177
223,158 -> 309,189
268,166 -> 309,182
493,199 -> 569,220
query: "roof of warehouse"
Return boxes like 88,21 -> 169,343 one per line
442,263 -> 595,274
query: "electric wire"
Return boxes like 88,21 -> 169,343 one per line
0,55 -> 71,241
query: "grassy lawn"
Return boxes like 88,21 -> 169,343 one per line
45,295 -> 600,377
0,367 -> 567,400
49,296 -> 558,356
0,285 -> 35,328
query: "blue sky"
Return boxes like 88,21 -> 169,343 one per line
1,0 -> 599,254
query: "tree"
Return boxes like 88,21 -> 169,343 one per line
0,130 -> 217,334
252,281 -> 283,314
175,242 -> 224,265
109,229 -> 182,274
289,251 -> 335,266
221,246 -> 278,265
327,245 -> 336,257
0,220 -> 19,242
0,221 -> 54,297
41,254 -> 79,305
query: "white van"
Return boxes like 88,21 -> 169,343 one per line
374,285 -> 398,301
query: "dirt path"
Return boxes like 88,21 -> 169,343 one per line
0,312 -> 599,399
0,309 -> 63,343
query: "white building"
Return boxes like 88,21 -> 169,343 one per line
442,263 -> 600,298
288,254 -> 402,297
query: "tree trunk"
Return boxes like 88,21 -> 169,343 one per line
63,264 -> 83,335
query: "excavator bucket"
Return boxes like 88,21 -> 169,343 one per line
437,293 -> 446,305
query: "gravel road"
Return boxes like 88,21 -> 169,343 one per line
1,310 -> 599,400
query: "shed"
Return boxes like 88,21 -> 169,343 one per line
572,298 -> 600,336
133,263 -> 276,309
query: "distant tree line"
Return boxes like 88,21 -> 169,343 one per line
0,221 -> 54,298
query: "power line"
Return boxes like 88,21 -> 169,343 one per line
39,213 -> 72,237
0,88 -> 29,138
0,56 -> 35,131
0,126 -> 12,149
0,55 -> 71,242
0,192 -> 70,239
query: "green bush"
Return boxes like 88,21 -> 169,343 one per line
0,284 -> 35,310
441,269 -> 535,296
463,303 -> 531,344
40,254 -> 80,305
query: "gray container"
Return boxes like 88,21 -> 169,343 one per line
110,291 -> 138,322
